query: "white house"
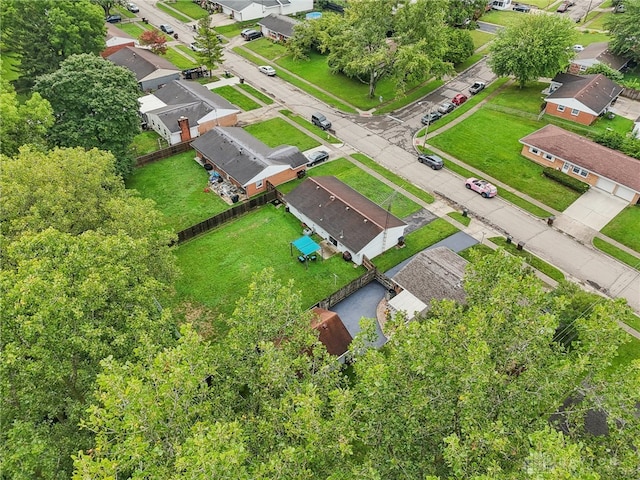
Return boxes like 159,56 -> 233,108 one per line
490,0 -> 512,10
284,176 -> 407,265
207,0 -> 313,21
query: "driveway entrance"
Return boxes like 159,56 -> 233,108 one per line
560,188 -> 628,231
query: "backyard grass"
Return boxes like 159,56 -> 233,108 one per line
245,117 -> 321,152
130,130 -> 164,157
593,238 -> 640,271
238,83 -> 275,104
126,152 -> 229,231
156,2 -> 192,22
447,211 -> 471,226
350,153 -> 435,204
457,243 -> 495,261
163,47 -> 198,70
489,237 -> 565,282
211,85 -> 261,111
428,108 -> 581,211
160,0 -> 209,20
277,158 -> 422,219
373,219 -> 460,273
280,110 -> 342,144
600,206 -> 640,253
173,204 -> 366,318
469,30 -> 495,49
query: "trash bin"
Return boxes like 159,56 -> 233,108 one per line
547,215 -> 555,226
462,207 -> 468,217
174,33 -> 179,40
231,194 -> 240,203
224,70 -> 230,77
239,77 -> 245,84
506,235 -> 513,244
517,241 -> 525,251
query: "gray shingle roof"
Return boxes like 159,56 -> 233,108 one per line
258,13 -> 299,38
573,42 -> 629,71
547,73 -> 623,115
190,127 -> 307,185
284,176 -> 406,253
392,247 -> 468,306
106,46 -> 178,80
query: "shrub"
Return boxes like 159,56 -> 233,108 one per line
543,167 -> 590,193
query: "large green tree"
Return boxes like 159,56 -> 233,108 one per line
34,54 -> 141,178
0,79 -> 53,157
1,147 -> 178,479
3,0 -> 105,83
606,0 -> 640,63
489,13 -> 577,87
193,15 -> 225,76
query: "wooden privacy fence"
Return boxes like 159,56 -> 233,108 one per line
136,141 -> 193,167
314,269 -> 377,310
177,190 -> 278,243
620,87 -> 640,101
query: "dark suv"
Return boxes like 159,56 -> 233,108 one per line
512,4 -> 531,12
311,112 -> 332,130
106,14 -> 122,23
418,153 -> 444,170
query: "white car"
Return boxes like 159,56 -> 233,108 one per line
573,44 -> 584,52
190,42 -> 204,52
127,2 -> 139,12
258,65 -> 276,76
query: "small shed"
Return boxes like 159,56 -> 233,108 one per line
311,307 -> 352,356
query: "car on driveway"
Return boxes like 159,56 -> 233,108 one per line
190,42 -> 204,52
242,29 -> 262,40
556,2 -> 569,12
512,4 -> 531,12
469,81 -> 486,95
437,102 -> 455,114
452,93 -> 468,106
421,111 -> 442,125
572,44 -> 584,52
106,14 -> 121,23
418,153 -> 444,170
160,24 -> 174,34
258,65 -> 276,76
465,177 -> 497,198
306,150 -> 329,167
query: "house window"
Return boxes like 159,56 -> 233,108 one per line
572,166 -> 588,177
557,105 -> 565,112
543,153 -> 553,161
256,179 -> 263,189
529,147 -> 539,155
579,65 -> 587,72
571,108 -> 580,116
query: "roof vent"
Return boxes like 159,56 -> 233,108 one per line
319,204 -> 322,207
330,195 -> 335,200
363,219 -> 367,223
345,206 -> 350,210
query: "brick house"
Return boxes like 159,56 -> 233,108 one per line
519,124 -> 640,204
544,73 -> 623,126
101,24 -> 136,58
190,127 -> 308,197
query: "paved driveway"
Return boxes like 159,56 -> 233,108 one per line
555,188 -> 628,235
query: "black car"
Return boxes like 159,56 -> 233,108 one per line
418,153 -> 444,170
512,4 -> 531,12
421,111 -> 442,125
242,29 -> 262,41
306,150 -> 329,167
106,14 -> 121,23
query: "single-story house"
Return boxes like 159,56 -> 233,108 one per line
257,13 -> 299,41
102,23 -> 136,58
138,80 -> 239,145
284,176 -> 407,265
204,0 -> 312,21
311,307 -> 352,356
190,127 -> 308,196
388,247 -> 468,321
106,46 -> 181,91
569,42 -> 630,74
544,73 -> 623,126
520,124 -> 640,204
490,0 -> 512,10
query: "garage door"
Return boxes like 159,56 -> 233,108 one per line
615,185 -> 636,202
596,177 -> 616,193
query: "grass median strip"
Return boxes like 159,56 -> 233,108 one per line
489,236 -> 565,282
156,2 -> 192,22
238,83 -> 274,104
600,206 -> 640,253
245,117 -> 320,152
280,110 -> 341,144
447,211 -> 471,226
212,85 -> 261,111
593,238 -> 640,271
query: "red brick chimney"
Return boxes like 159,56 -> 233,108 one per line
178,116 -> 191,142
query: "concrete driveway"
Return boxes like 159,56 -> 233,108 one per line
555,188 -> 628,237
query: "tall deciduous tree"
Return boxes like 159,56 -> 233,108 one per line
606,0 -> 640,63
90,0 -> 124,16
34,54 -> 141,178
3,0 -> 105,84
139,30 -> 168,55
193,15 -> 224,76
0,79 -> 53,156
489,14 -> 577,87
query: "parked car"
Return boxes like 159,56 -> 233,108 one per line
556,2 -> 569,12
418,153 -> 444,170
106,14 -> 121,23
512,4 -> 531,12
465,177 -> 497,198
452,93 -> 468,106
572,44 -> 584,52
614,3 -> 625,12
306,150 -> 329,167
311,112 -> 332,130
190,42 -> 204,52
437,102 -> 455,114
160,24 -> 174,34
469,81 -> 486,95
258,65 -> 276,76
242,29 -> 262,41
421,111 -> 442,125
127,2 -> 139,12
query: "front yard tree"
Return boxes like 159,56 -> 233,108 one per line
606,0 -> 640,63
488,13 -> 577,87
193,16 -> 224,76
139,29 -> 169,55
90,0 -> 125,16
4,0 -> 105,84
34,54 -> 141,178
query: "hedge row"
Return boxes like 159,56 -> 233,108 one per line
543,167 -> 590,193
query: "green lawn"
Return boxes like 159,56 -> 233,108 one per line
447,211 -> 471,226
373,219 -> 460,273
241,37 -> 287,61
593,238 -> 640,271
574,31 -> 611,45
175,44 -> 198,59
160,0 -> 209,20
479,9 -> 522,26
375,79 -> 444,115
280,110 -> 342,144
469,30 -> 495,49
454,53 -> 484,73
245,117 -> 321,152
600,206 -> 640,253
173,204 -> 366,318
238,83 -> 275,104
215,21 -> 259,38
585,12 -> 611,31
428,108 -> 581,211
156,2 -> 192,22
278,158 -> 422,219
457,243 -> 495,261
487,81 -> 548,114
130,130 -> 164,157
489,237 -> 565,282
609,336 -> 640,371
211,85 -> 261,111
126,152 -> 229,231
115,21 -> 149,38
163,47 -> 198,70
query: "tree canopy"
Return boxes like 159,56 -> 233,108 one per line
139,30 -> 168,55
488,14 -> 577,87
34,54 -> 141,178
606,0 -> 640,63
193,15 -> 225,75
